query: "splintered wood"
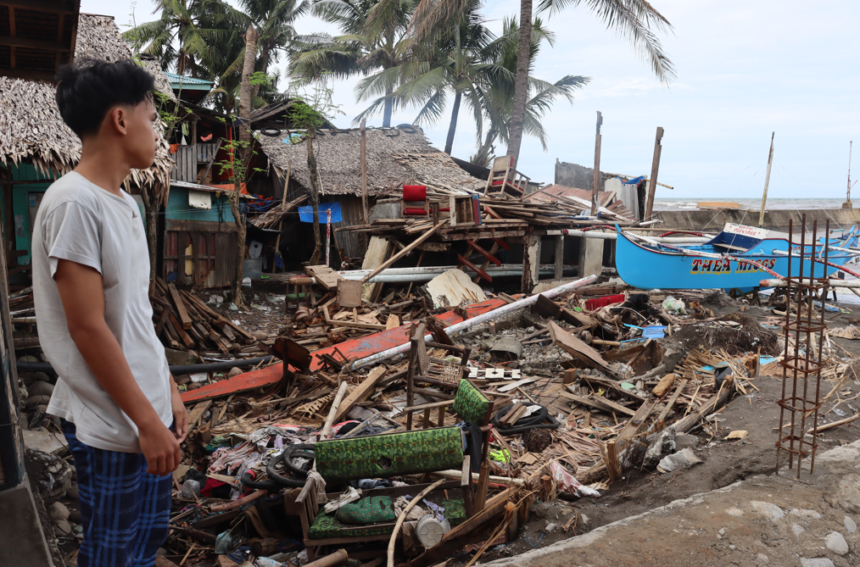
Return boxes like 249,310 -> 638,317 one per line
150,278 -> 258,355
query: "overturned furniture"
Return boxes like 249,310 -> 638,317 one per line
294,427 -> 476,561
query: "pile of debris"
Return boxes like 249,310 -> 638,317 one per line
14,260 -> 860,567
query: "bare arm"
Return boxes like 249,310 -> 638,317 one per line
54,259 -> 180,475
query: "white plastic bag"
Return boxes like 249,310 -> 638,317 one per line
662,296 -> 686,314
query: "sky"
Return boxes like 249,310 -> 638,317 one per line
83,0 -> 860,199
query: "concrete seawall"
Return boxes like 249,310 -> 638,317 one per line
654,208 -> 860,232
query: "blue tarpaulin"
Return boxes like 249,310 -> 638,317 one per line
299,202 -> 343,223
622,176 -> 646,185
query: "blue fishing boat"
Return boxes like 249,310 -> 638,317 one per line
615,223 -> 860,290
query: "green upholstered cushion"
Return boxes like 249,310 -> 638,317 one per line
451,379 -> 492,425
309,498 -> 468,540
315,427 -> 463,483
336,496 -> 396,525
309,513 -> 394,540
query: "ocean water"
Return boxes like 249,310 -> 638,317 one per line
654,198 -> 849,211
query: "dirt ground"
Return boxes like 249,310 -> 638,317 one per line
471,298 -> 860,565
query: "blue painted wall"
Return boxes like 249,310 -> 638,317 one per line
166,185 -> 235,223
0,164 -> 54,264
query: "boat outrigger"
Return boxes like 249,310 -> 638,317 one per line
615,223 -> 860,290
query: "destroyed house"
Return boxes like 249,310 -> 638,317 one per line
255,125 -> 483,264
0,13 -> 174,291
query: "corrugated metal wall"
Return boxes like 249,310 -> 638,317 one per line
171,146 -> 197,182
324,195 -> 368,260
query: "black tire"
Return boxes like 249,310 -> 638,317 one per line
260,127 -> 281,137
241,471 -> 279,492
282,444 -> 315,477
265,444 -> 315,487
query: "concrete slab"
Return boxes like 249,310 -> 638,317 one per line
0,477 -> 55,567
21,429 -> 67,456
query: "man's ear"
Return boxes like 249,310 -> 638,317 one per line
108,107 -> 128,136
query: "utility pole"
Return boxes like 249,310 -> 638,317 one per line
844,141 -> 854,210
758,132 -> 775,227
643,127 -> 664,220
590,112 -> 603,216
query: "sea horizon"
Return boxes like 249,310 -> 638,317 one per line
654,197 -> 852,211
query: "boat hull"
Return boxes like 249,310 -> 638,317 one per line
615,232 -> 856,290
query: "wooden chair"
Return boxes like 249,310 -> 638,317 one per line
401,184 -> 430,217
483,156 -> 530,196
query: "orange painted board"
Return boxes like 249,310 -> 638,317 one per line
181,298 -> 506,403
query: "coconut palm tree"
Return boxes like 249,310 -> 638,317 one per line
125,0 -> 235,76
470,16 -> 588,166
291,0 -> 418,127
360,0 -> 493,153
408,0 -> 675,164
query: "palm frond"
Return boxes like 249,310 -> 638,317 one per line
537,0 -> 675,83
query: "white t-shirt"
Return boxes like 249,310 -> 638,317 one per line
32,172 -> 172,453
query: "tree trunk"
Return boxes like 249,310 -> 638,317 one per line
252,43 -> 271,99
307,128 -> 323,265
444,91 -> 462,155
229,24 -> 258,310
228,180 -> 247,310
505,0 -> 533,164
141,187 -> 159,295
382,85 -> 393,128
239,25 -> 258,145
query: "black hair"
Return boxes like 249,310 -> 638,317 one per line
55,58 -> 155,139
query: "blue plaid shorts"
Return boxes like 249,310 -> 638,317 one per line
61,419 -> 172,567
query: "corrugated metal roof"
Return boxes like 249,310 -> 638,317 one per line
165,72 -> 213,90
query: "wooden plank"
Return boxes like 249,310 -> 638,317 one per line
333,367 -> 388,421
656,379 -> 688,424
306,265 -> 342,291
167,313 -> 195,349
616,398 -> 660,442
467,240 -> 501,266
560,390 -> 636,417
457,255 -> 491,282
361,236 -> 391,301
167,283 -> 193,329
188,401 -> 213,427
579,374 -> 646,403
385,314 -> 400,330
548,320 -> 619,378
360,221 -> 447,283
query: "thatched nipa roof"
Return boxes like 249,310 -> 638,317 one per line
0,14 -> 174,201
256,126 -> 478,196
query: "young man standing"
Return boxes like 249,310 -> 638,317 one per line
32,59 -> 189,567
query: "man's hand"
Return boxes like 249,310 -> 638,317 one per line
139,421 -> 182,476
171,385 -> 189,443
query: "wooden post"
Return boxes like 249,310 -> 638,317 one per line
758,132 -> 775,227
270,160 -> 291,274
589,111 -> 603,216
360,119 -> 369,225
521,229 -> 540,294
643,126 -> 664,220
554,234 -> 564,280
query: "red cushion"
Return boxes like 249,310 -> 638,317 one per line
403,184 -> 427,201
438,208 -> 450,212
404,207 -> 428,215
